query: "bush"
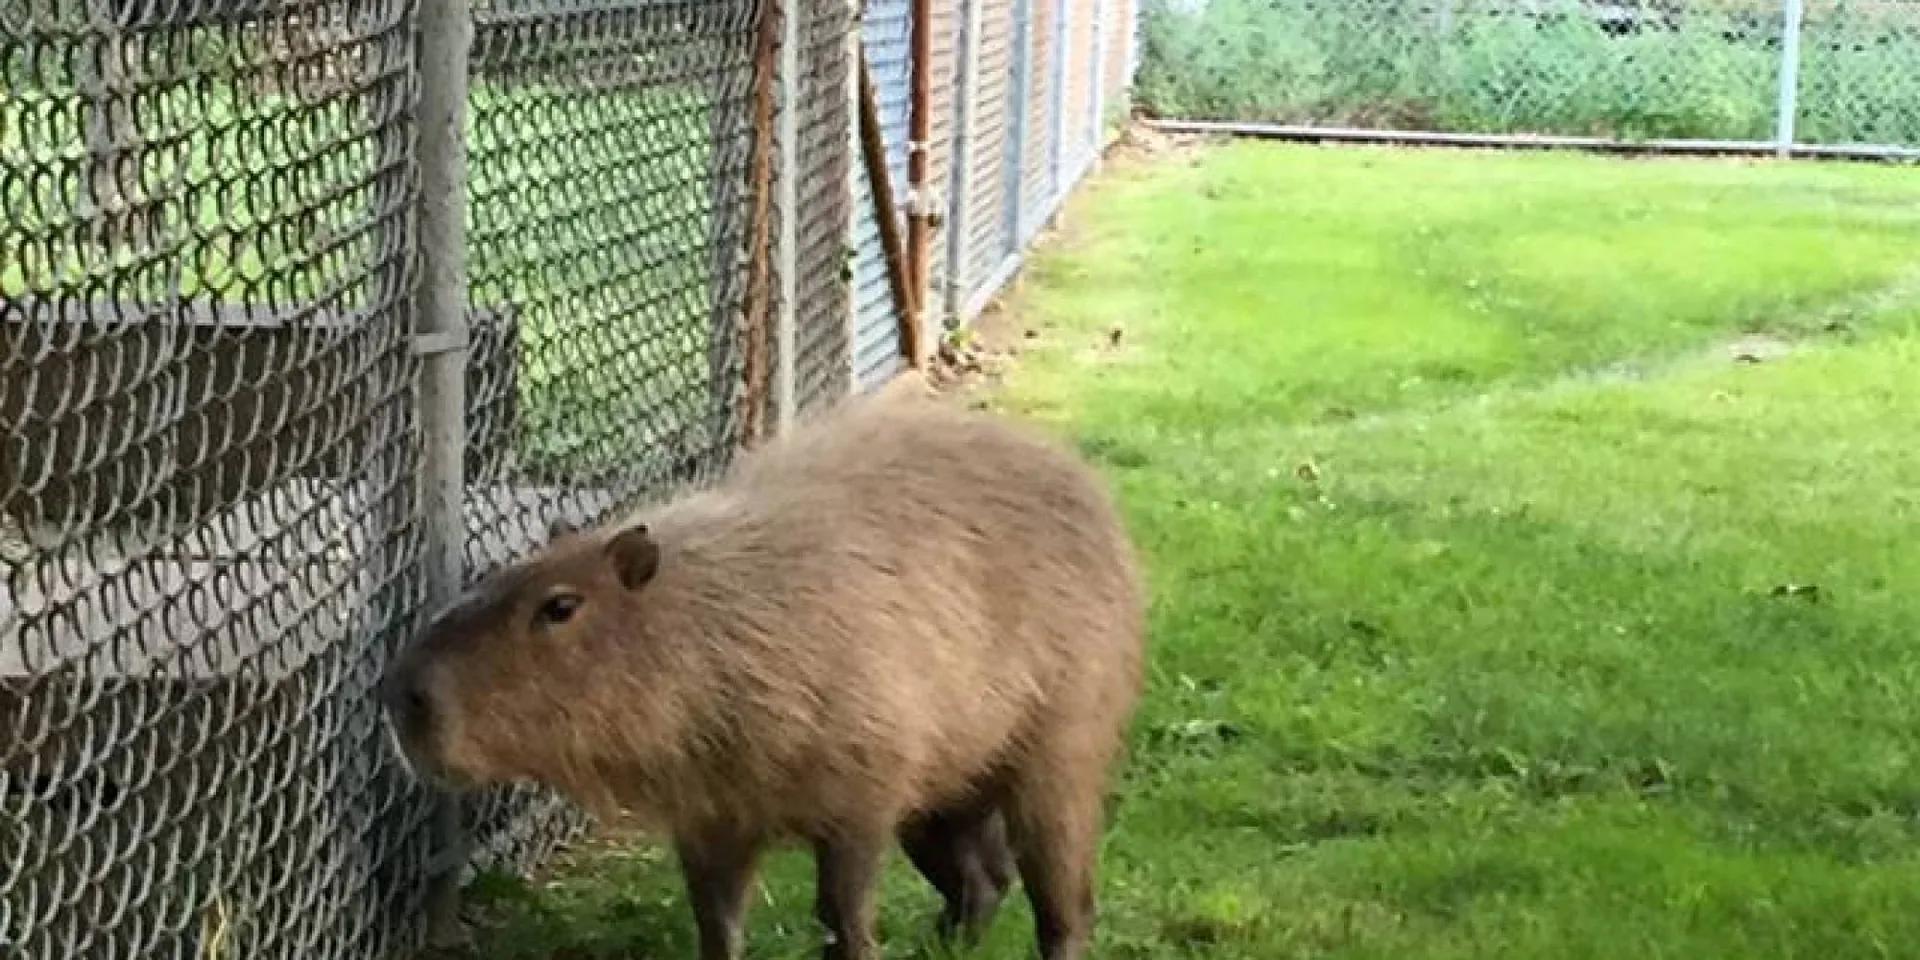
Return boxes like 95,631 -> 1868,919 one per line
1136,0 -> 1920,146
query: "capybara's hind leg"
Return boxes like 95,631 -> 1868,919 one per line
899,803 -> 1016,943
1004,764 -> 1107,960
813,829 -> 889,960
975,807 -> 1018,896
677,834 -> 763,960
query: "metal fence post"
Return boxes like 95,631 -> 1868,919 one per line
845,0 -> 864,385
1006,0 -> 1032,249
1089,0 -> 1107,167
1048,0 -> 1069,203
1775,0 -> 1805,157
775,0 -> 800,433
943,0 -> 982,325
413,0 -> 475,948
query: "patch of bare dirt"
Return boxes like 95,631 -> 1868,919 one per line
1726,333 -> 1795,364
918,297 -> 1034,401
892,119 -> 1179,405
1107,119 -> 1214,166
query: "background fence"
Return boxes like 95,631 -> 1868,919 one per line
0,0 -> 1135,957
1136,0 -> 1920,158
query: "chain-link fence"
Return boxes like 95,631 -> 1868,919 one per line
1136,0 -> 1920,157
1,0 -> 1136,956
2,3 -> 429,959
453,0 -> 772,882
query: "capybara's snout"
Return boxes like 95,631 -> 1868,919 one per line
376,661 -> 427,735
375,655 -> 441,781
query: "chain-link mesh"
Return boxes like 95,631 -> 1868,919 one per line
925,0 -> 960,325
962,0 -> 1015,304
1,2 -> 428,959
1137,0 -> 1920,150
1022,0 -> 1057,238
1798,1 -> 1920,148
792,0 -> 856,416
455,0 -> 769,875
3,0 -> 1137,953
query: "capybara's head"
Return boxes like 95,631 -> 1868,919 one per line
377,519 -> 665,793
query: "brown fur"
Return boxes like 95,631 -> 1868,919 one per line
379,393 -> 1147,960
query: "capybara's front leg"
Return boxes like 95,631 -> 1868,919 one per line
677,834 -> 762,960
813,829 -> 888,960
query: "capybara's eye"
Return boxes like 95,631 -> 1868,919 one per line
536,593 -> 583,626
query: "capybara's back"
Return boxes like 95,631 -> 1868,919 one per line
380,393 -> 1146,960
710,393 -> 1146,803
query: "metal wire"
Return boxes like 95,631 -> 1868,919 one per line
455,0 -> 771,876
792,0 -> 856,417
2,0 -> 1132,955
1,3 -> 428,959
1136,0 -> 1920,153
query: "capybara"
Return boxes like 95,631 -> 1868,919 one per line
378,393 -> 1146,960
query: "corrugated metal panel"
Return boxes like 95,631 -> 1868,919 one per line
965,0 -> 1013,300
1104,0 -> 1134,127
794,0 -> 854,417
996,0 -> 1028,273
1063,0 -> 1097,172
925,0 -> 959,313
852,0 -> 914,392
1045,0 -> 1072,200
1020,0 -> 1057,242
1086,0 -> 1108,155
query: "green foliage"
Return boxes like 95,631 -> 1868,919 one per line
1137,0 -> 1920,145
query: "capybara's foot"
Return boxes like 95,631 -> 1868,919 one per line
1006,764 -> 1107,960
678,834 -> 762,960
814,831 -> 887,960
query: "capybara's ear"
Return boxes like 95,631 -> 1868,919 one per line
607,524 -> 661,590
548,516 -> 579,542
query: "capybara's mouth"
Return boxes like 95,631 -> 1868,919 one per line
378,710 -> 429,780
378,711 -> 470,790
376,663 -> 449,782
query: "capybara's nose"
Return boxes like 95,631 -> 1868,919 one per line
377,667 -> 428,724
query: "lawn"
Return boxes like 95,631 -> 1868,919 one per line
462,141 -> 1920,958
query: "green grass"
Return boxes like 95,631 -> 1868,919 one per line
470,141 -> 1920,958
1,74 -> 724,478
464,82 -> 726,479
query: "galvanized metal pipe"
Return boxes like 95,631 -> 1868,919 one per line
775,0 -> 801,430
943,0 -> 984,327
1006,0 -> 1032,244
1775,0 -> 1806,159
412,0 -> 475,947
905,0 -> 935,366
